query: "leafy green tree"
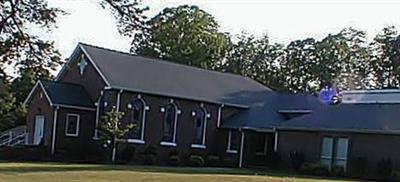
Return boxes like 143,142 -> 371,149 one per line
281,38 -> 318,93
0,0 -> 64,130
222,32 -> 286,91
98,107 -> 134,162
0,0 -> 64,72
133,5 -> 231,69
369,26 -> 400,89
331,28 -> 370,91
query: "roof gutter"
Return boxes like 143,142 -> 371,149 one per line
277,126 -> 400,136
107,86 -> 249,109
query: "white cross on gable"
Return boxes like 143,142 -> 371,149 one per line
78,55 -> 88,75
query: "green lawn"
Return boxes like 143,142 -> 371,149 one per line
0,162 -> 357,182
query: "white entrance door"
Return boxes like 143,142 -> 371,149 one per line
33,115 -> 45,145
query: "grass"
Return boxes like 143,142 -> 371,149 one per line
0,162 -> 358,182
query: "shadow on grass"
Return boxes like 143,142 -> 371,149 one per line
0,161 -> 354,181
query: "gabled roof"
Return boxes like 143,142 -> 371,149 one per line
24,80 -> 94,111
221,92 -> 324,131
278,103 -> 400,134
58,43 -> 272,107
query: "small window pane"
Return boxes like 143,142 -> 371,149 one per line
334,159 -> 347,167
230,131 -> 239,150
320,137 -> 333,168
321,158 -> 332,168
66,115 -> 79,136
334,138 -> 349,168
162,104 -> 176,142
321,137 -> 333,157
335,138 -> 348,159
193,109 -> 205,145
129,99 -> 144,139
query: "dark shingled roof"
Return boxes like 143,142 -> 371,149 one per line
40,80 -> 94,108
221,92 -> 325,131
79,43 -> 271,106
278,103 -> 400,133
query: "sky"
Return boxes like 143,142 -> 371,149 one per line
44,0 -> 400,59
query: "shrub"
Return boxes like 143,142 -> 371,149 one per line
289,150 -> 305,171
330,165 -> 345,177
168,150 -> 180,166
189,155 -> 205,167
206,154 -> 221,167
141,144 -> 157,165
118,145 -> 136,164
348,156 -> 368,178
377,158 -> 393,179
300,162 -> 330,176
266,151 -> 281,168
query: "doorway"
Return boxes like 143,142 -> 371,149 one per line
33,115 -> 45,145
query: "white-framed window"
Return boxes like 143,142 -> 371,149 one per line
226,130 -> 239,154
320,136 -> 349,170
65,113 -> 80,137
160,100 -> 180,146
191,105 -> 210,149
334,138 -> 349,169
126,96 -> 149,144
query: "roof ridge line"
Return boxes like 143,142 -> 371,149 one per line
78,42 -> 271,90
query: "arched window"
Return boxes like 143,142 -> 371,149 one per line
192,107 -> 207,146
127,98 -> 147,141
162,103 -> 178,143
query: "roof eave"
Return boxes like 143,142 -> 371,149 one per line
108,86 -> 250,109
277,126 -> 400,135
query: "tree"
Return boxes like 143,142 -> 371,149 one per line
133,5 -> 231,69
0,0 -> 64,131
98,107 -> 134,162
222,32 -> 286,91
0,0 -> 64,73
369,26 -> 400,89
281,38 -> 318,93
100,0 -> 149,37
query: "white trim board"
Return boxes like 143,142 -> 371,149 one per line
23,80 -> 96,112
55,43 -> 111,87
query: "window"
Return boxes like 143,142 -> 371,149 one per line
127,98 -> 147,142
161,103 -> 179,145
320,137 -> 349,170
226,130 -> 239,153
191,107 -> 208,148
320,137 -> 334,168
65,114 -> 80,137
334,138 -> 349,168
256,135 -> 268,155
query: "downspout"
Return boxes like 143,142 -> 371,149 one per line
216,104 -> 224,128
112,89 -> 123,162
273,128 -> 279,152
51,106 -> 59,155
93,91 -> 104,139
239,129 -> 245,168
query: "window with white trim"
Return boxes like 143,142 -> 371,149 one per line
320,137 -> 349,170
334,138 -> 349,168
226,130 -> 239,153
65,114 -> 80,137
161,102 -> 179,144
127,97 -> 148,142
191,107 -> 208,148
